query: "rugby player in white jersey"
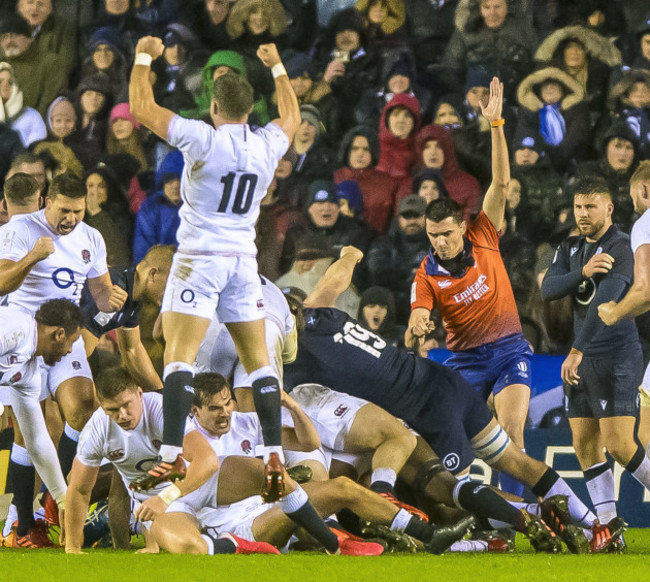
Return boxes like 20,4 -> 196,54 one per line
0,171 -> 127,533
0,299 -> 83,545
599,161 -> 650,449
154,372 -> 472,555
129,37 -> 301,498
65,368 -> 402,556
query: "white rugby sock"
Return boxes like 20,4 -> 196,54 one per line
584,462 -> 617,524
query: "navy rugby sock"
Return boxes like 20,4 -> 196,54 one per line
161,367 -> 195,453
454,481 -> 525,531
57,423 -> 79,478
280,486 -> 339,553
250,368 -> 282,448
9,458 -> 36,536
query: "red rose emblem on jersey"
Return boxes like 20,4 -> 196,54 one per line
152,439 -> 162,450
81,249 -> 91,263
72,361 -> 81,370
107,449 -> 125,461
241,439 -> 252,454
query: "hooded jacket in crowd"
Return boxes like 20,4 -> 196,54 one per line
401,124 -> 482,223
377,92 -> 421,185
334,125 -> 399,234
516,66 -> 592,173
133,150 -> 184,264
574,122 -> 640,233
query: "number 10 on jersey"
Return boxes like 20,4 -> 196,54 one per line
219,172 -> 258,215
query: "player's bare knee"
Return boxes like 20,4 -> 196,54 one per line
330,476 -> 355,500
65,402 -> 95,431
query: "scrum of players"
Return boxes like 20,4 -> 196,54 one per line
1,40 -> 650,557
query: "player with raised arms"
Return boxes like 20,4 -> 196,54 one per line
128,37 -> 301,499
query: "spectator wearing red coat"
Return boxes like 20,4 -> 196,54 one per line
399,123 -> 482,223
376,92 -> 420,189
333,125 -> 399,234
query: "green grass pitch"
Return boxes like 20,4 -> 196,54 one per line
2,529 -> 649,582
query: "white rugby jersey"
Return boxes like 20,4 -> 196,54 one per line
167,116 -> 289,256
185,412 -> 266,521
77,393 -> 171,502
0,211 -> 108,314
186,411 -> 263,462
0,306 -> 39,390
195,275 -> 295,381
631,209 -> 650,254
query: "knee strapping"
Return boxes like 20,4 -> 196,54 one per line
472,425 -> 510,464
413,460 -> 446,495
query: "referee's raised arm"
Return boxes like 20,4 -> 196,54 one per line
480,77 -> 509,230
257,43 -> 301,142
129,36 -> 176,141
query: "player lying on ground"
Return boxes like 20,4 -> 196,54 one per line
141,372 -> 473,555
64,368 -> 471,555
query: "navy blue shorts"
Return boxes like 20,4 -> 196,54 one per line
564,347 -> 643,419
408,359 -> 495,475
445,334 -> 533,401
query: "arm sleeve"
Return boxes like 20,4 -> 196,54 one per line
410,261 -> 436,311
631,212 -> 650,253
540,243 -> 583,301
86,230 -> 109,278
254,123 -> 290,165
76,417 -> 106,469
573,276 -> 629,352
166,116 -> 211,165
10,377 -> 67,500
0,224 -> 30,261
468,212 -> 500,250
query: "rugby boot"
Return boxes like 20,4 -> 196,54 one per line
606,535 -> 627,554
329,538 -> 385,556
426,515 -> 477,555
261,452 -> 285,502
521,510 -> 561,553
590,517 -> 627,553
475,530 -> 514,553
41,490 -> 60,526
539,494 -> 589,554
130,454 -> 187,491
287,464 -> 313,484
12,520 -> 54,548
379,492 -> 430,523
359,521 -> 418,553
219,532 -> 281,555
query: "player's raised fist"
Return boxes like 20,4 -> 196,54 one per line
29,236 -> 54,261
135,36 -> 165,60
257,43 -> 281,68
340,246 -> 364,263
107,285 -> 129,312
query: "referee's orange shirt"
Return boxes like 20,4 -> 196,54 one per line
411,212 -> 522,352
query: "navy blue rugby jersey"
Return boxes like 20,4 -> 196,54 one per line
284,308 -> 434,418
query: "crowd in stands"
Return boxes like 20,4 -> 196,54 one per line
2,0 -> 650,356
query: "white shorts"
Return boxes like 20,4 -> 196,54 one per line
161,253 -> 264,323
195,311 -> 285,387
328,448 -> 372,478
39,335 -> 93,401
289,384 -> 369,451
285,447 -> 331,473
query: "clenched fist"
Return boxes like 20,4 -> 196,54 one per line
107,285 -> 129,312
135,36 -> 165,60
28,236 -> 54,262
257,44 -> 281,68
